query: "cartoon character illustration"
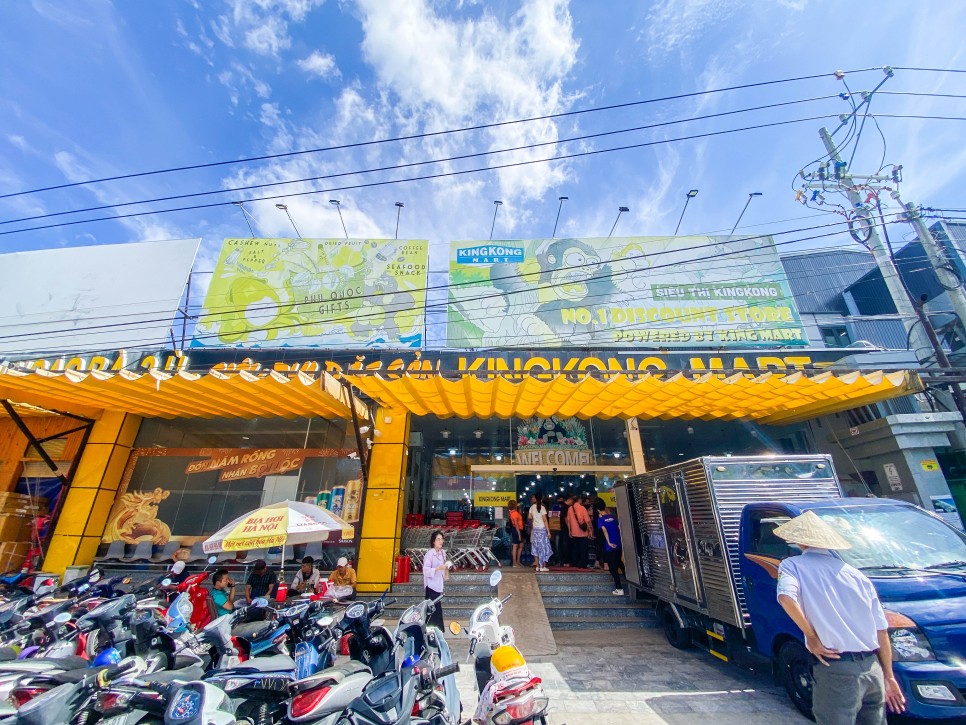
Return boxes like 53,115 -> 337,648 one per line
104,487 -> 172,545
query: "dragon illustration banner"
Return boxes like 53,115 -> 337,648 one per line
446,235 -> 808,348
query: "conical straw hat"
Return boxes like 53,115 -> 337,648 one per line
773,510 -> 852,550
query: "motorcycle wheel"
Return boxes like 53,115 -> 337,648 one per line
777,640 -> 814,721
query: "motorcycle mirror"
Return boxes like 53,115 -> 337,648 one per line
53,612 -> 72,625
488,570 -> 503,587
207,556 -> 217,564
161,578 -> 172,587
252,598 -> 269,608
448,621 -> 462,636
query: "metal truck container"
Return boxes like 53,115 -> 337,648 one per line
614,454 -> 841,628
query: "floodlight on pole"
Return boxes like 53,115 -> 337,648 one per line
609,206 -> 629,238
394,202 -> 404,240
674,189 -> 699,235
489,200 -> 503,240
232,201 -> 257,238
275,203 -> 304,239
729,192 -> 763,237
329,199 -> 348,239
552,196 -> 569,237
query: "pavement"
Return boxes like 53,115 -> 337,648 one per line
450,626 -> 808,724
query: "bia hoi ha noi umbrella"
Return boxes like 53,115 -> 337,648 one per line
203,500 -> 354,559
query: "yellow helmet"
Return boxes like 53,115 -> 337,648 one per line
490,645 -> 527,680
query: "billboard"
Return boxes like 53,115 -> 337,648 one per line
193,238 -> 429,349
0,238 -> 199,355
447,236 -> 808,348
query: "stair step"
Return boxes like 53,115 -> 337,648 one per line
548,616 -> 658,630
543,603 -> 655,618
540,594 -> 655,606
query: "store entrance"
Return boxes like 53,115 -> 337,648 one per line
515,473 -> 598,506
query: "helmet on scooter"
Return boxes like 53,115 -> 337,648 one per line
490,645 -> 527,681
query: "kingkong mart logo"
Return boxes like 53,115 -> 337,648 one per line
456,244 -> 524,265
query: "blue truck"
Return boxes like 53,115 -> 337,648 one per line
614,455 -> 966,719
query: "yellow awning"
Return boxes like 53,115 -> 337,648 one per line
0,364 -> 368,421
343,369 -> 922,425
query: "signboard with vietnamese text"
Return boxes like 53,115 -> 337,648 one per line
183,448 -> 311,482
447,235 -> 807,348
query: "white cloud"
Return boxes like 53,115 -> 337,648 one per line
214,0 -> 325,58
297,50 -> 340,80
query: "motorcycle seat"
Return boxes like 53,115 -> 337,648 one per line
2,656 -> 90,671
291,661 -> 371,692
0,648 -> 17,662
232,620 -> 275,642
144,663 -> 206,684
233,654 -> 295,672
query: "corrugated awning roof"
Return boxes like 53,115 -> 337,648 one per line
0,364 -> 368,421
343,369 -> 921,425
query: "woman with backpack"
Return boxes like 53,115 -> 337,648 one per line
507,499 -> 524,567
567,494 -> 593,568
528,493 -> 553,572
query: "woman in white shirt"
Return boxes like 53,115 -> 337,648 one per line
528,493 -> 553,572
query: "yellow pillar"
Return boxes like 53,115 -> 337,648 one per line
626,417 -> 647,474
43,411 -> 141,575
356,408 -> 409,592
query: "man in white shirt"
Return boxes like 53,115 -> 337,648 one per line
774,510 -> 905,724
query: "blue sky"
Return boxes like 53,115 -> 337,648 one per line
1,0 -> 965,300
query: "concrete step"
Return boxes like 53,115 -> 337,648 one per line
540,593 -> 657,606
548,616 -> 658,630
543,602 -> 655,619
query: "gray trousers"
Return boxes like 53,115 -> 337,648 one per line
812,656 -> 886,725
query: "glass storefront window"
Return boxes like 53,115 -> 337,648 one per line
101,416 -> 362,566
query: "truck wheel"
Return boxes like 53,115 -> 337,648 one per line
661,606 -> 691,649
778,640 -> 815,720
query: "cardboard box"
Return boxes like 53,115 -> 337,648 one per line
0,515 -> 30,542
0,543 -> 29,573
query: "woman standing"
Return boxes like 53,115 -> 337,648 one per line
528,493 -> 553,572
508,500 -> 524,567
422,530 -> 449,630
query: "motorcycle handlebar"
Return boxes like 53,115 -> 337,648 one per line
435,663 -> 460,679
501,594 -> 513,604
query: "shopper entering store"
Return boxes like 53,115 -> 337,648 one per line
556,494 -> 571,566
528,493 -> 552,572
422,531 -> 449,629
291,556 -> 321,596
594,499 -> 625,595
507,500 -> 524,567
567,495 -> 592,568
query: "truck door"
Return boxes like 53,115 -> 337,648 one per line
739,507 -> 800,654
656,471 -> 704,607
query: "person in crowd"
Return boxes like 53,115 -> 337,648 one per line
245,559 -> 276,603
291,555 -> 320,596
528,492 -> 552,572
328,556 -> 358,599
774,511 -> 905,724
508,500 -> 524,567
161,547 -> 192,599
211,568 -> 236,617
567,494 -> 593,568
548,495 -> 564,566
557,494 -> 572,567
592,496 -> 606,569
594,499 -> 625,595
422,531 -> 449,630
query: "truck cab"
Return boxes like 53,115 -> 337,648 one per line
739,498 -> 966,719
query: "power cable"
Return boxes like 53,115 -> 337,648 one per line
3,113 -> 962,239
0,68 -> 891,201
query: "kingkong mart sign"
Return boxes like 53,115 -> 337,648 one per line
447,235 -> 808,348
192,238 -> 429,349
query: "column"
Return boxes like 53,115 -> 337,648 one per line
43,411 -> 141,575
625,417 -> 647,475
356,408 -> 410,592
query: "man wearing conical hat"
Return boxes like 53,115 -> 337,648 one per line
774,510 -> 905,723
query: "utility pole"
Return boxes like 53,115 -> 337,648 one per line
914,295 -> 966,423
817,127 -> 935,360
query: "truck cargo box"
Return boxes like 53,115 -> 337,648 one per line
614,455 -> 842,628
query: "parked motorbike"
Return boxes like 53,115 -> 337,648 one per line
449,571 -> 548,725
331,660 -> 461,725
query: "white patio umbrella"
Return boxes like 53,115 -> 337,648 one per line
202,500 -> 354,562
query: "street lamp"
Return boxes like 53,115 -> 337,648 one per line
489,201 -> 503,240
233,201 -> 257,238
329,199 -> 348,239
275,203 -> 303,239
674,189 -> 699,235
609,206 -> 629,238
394,202 -> 404,240
552,196 -> 569,237
729,192 -> 763,237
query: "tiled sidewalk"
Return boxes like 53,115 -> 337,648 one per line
452,627 -> 808,724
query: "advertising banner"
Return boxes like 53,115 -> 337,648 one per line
193,238 -> 429,349
447,235 -> 808,348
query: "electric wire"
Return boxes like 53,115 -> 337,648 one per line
3,113 -> 962,239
